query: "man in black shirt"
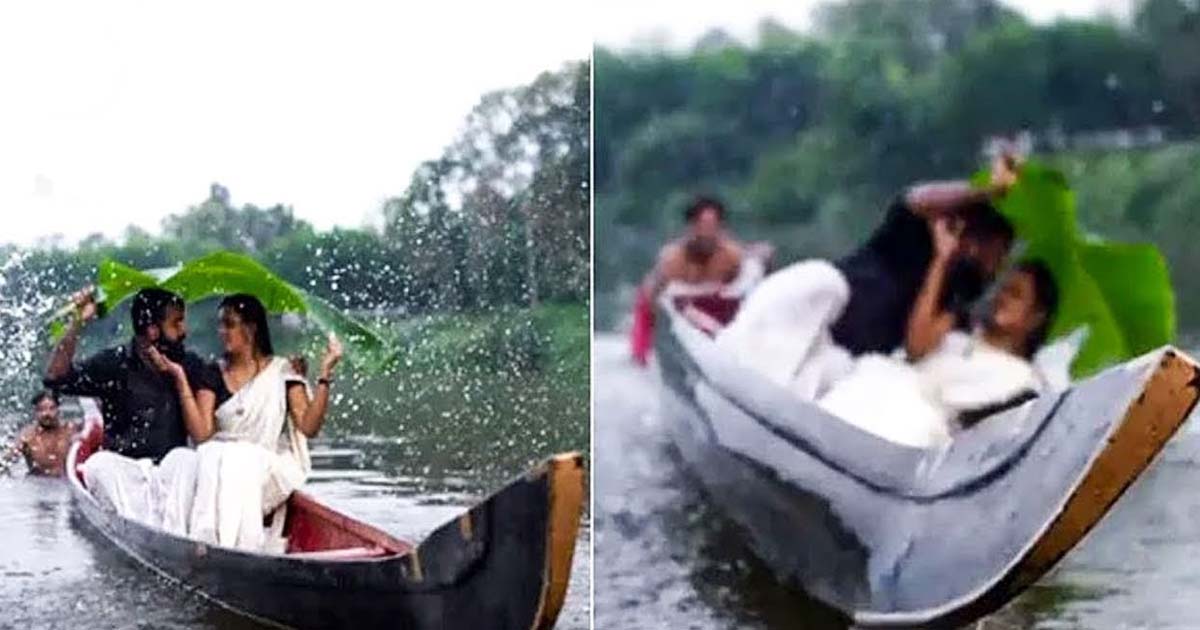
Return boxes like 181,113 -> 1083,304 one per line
44,287 -> 214,463
830,154 -> 1019,357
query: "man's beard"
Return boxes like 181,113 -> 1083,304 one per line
156,337 -> 186,362
684,235 -> 718,263
37,416 -> 58,429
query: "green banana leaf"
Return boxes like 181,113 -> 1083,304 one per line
49,251 -> 395,371
979,162 -> 1175,377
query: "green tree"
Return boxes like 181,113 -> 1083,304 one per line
161,183 -> 311,256
1136,0 -> 1200,130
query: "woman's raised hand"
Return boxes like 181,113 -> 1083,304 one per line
988,140 -> 1022,194
319,333 -> 343,379
932,216 -> 963,261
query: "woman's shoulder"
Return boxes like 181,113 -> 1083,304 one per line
268,356 -> 308,383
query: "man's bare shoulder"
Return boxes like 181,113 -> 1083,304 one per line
721,237 -> 744,259
657,239 -> 686,260
657,240 -> 688,274
713,238 -> 744,274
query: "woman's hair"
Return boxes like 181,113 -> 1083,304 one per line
218,293 -> 274,356
1015,260 -> 1058,357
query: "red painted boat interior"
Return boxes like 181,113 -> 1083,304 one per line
74,420 -> 412,559
671,294 -> 741,326
284,492 -> 411,556
74,419 -> 103,483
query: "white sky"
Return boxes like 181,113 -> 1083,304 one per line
0,1 -> 590,247
595,0 -> 1133,48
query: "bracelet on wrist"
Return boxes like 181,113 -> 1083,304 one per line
317,377 -> 332,387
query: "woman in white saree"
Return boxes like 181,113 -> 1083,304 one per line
717,217 -> 1060,448
157,293 -> 343,552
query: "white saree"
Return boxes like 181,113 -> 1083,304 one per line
187,357 -> 312,552
716,260 -> 1047,448
81,357 -> 312,552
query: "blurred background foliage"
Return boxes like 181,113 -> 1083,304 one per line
594,0 -> 1200,335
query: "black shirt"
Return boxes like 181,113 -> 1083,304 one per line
204,361 -> 234,408
44,340 -> 215,462
832,196 -> 978,356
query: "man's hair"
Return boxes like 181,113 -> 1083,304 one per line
131,288 -> 186,336
961,200 -> 1015,245
1015,260 -> 1058,357
684,196 -> 726,223
31,389 -> 59,407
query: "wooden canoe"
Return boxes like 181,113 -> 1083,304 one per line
656,312 -> 1200,628
65,424 -> 584,630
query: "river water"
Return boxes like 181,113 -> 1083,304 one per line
593,333 -> 1200,630
0,446 -> 590,630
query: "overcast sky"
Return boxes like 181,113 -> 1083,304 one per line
0,1 -> 590,246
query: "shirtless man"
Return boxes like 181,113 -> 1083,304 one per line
3,390 -> 78,476
642,197 -> 745,296
632,196 -> 773,363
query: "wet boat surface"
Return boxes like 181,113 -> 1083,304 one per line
654,318 -> 1200,627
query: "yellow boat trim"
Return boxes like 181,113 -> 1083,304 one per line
1012,349 -> 1200,590
528,452 -> 585,630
